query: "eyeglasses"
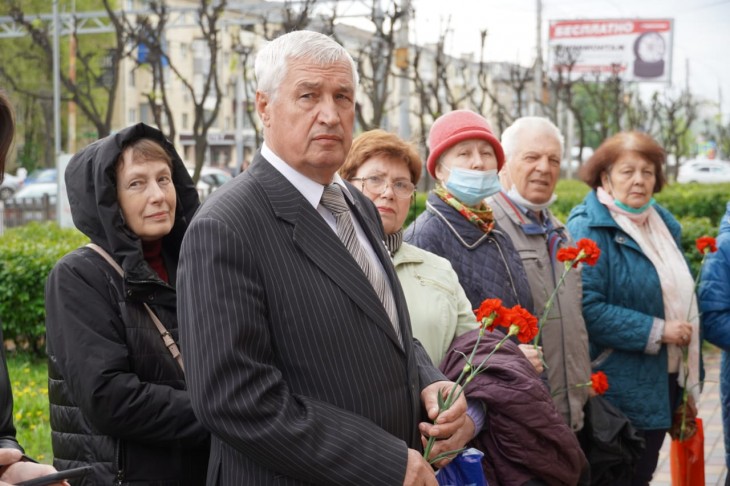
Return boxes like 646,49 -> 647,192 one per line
351,176 -> 415,199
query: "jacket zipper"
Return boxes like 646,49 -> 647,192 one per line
114,439 -> 125,485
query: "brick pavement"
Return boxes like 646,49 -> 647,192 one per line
650,346 -> 727,486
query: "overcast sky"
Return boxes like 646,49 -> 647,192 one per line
408,0 -> 730,121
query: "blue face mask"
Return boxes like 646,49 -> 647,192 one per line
615,197 -> 656,214
606,176 -> 656,214
443,167 -> 502,206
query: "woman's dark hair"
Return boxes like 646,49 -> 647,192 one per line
579,131 -> 667,193
0,91 -> 15,183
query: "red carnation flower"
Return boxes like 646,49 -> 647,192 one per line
474,298 -> 506,331
591,371 -> 609,395
576,238 -> 601,266
696,236 -> 718,255
556,247 -> 580,265
504,305 -> 539,344
556,239 -> 601,268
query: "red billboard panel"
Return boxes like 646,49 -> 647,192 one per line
548,19 -> 673,83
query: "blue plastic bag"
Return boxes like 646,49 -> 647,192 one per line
436,448 -> 488,486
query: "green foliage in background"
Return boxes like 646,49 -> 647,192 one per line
655,183 -> 730,228
0,222 -> 88,353
404,192 -> 427,228
6,354 -> 53,464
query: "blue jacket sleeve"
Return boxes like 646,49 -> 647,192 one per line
699,235 -> 730,350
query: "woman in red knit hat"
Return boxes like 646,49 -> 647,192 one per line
404,109 -> 535,329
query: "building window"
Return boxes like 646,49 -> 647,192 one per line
128,68 -> 135,88
182,113 -> 189,130
128,108 -> 137,124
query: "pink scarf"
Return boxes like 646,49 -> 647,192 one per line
596,187 -> 652,225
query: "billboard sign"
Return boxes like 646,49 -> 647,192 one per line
548,18 -> 673,83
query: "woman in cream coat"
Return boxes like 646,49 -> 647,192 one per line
340,129 -> 476,365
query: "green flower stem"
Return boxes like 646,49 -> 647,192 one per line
679,251 -> 708,441
429,448 -> 467,465
533,258 -> 576,348
679,346 -> 690,441
687,252 -> 707,322
422,321 -> 508,462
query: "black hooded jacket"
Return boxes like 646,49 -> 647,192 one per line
44,123 -> 209,485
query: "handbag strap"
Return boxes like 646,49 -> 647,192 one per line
86,243 -> 185,374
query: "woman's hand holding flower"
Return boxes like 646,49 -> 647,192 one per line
662,320 -> 693,346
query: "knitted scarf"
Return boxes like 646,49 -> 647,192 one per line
384,229 -> 403,257
434,184 -> 494,234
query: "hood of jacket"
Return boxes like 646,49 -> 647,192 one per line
65,123 -> 199,284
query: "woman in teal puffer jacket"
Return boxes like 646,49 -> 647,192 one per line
567,132 -> 699,486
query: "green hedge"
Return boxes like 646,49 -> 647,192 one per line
2,183 -> 728,353
0,222 -> 88,354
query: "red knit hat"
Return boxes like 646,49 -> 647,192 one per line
426,110 -> 505,178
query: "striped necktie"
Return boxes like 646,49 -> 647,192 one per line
320,184 -> 402,345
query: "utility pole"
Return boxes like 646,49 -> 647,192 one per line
53,0 -> 63,226
719,84 -> 723,121
397,0 -> 411,141
234,50 -> 244,174
373,0 -> 389,129
68,33 -> 77,154
532,0 -> 542,116
53,0 -> 61,159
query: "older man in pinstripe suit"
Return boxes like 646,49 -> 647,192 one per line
177,31 -> 468,485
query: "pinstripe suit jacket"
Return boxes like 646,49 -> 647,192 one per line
177,153 -> 445,485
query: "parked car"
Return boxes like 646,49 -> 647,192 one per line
24,168 -> 58,185
8,182 -> 57,201
3,182 -> 57,226
187,166 -> 233,198
1,173 -> 22,199
677,158 -> 730,184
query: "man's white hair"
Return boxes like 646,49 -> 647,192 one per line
501,117 -> 565,162
254,30 -> 359,100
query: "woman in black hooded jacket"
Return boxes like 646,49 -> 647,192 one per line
44,123 -> 209,485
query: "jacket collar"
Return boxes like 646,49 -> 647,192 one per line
721,202 -> 730,235
491,191 -> 565,236
392,242 -> 425,268
425,193 -> 495,248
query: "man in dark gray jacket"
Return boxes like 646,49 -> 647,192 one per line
488,116 -> 591,432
